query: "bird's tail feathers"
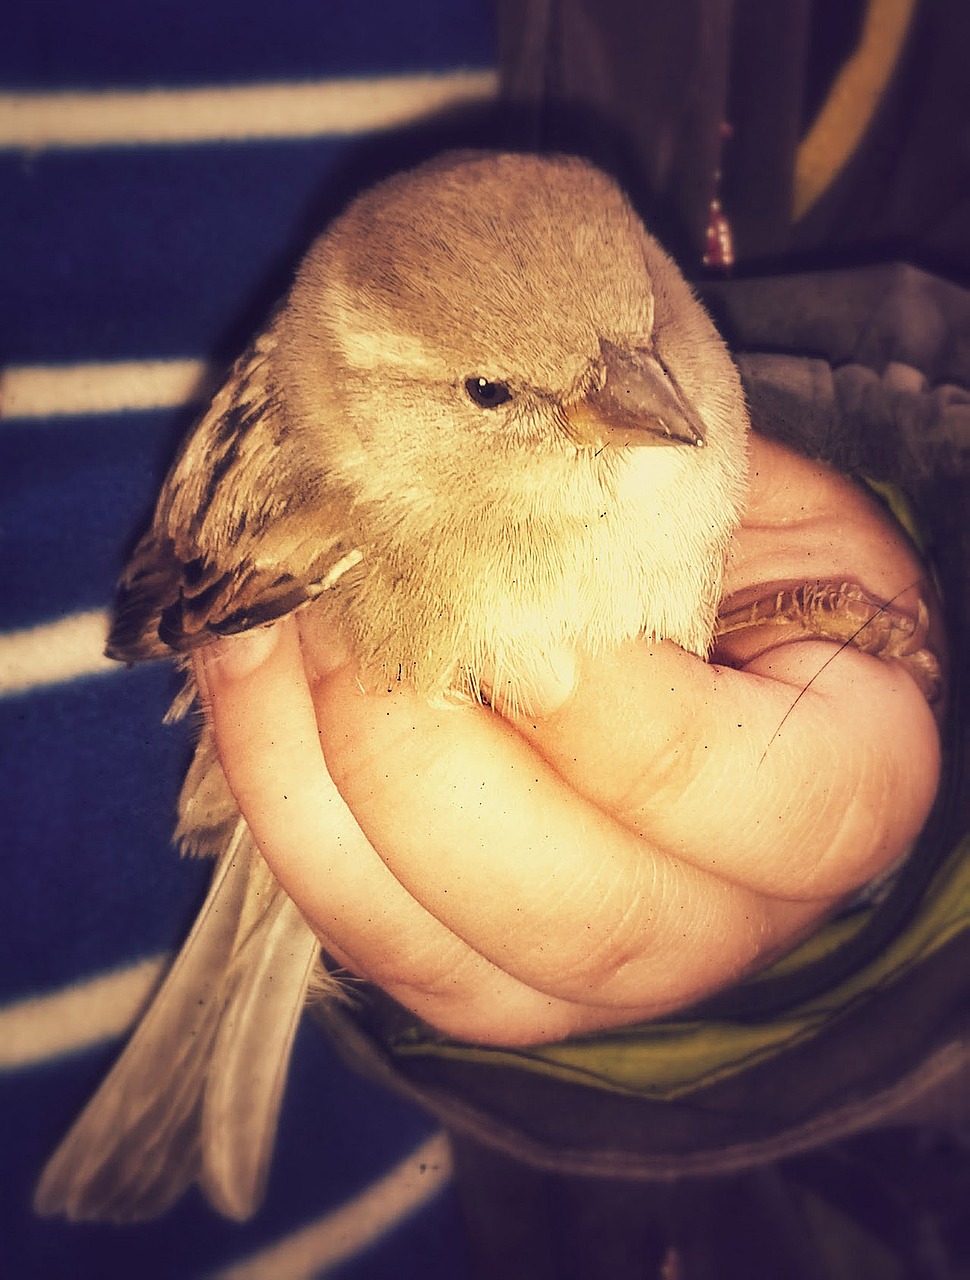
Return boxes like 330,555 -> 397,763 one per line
33,822 -> 320,1222
198,852 -> 321,1218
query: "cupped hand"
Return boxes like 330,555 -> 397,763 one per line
194,554 -> 940,1047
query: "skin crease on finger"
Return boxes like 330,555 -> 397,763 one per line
199,432 -> 943,1045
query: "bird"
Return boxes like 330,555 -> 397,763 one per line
34,151 -> 750,1223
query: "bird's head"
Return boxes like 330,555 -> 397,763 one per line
276,151 -> 747,541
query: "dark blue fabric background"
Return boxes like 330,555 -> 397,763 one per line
1,3 -> 498,1274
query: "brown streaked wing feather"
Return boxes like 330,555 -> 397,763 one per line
106,324 -> 355,663
104,529 -> 185,662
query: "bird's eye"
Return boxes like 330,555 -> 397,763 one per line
464,377 -> 512,409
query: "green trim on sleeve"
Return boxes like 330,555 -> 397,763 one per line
388,832 -> 970,1098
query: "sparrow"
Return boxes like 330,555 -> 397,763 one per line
34,151 -> 750,1222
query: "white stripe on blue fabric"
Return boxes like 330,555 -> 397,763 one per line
210,1132 -> 453,1280
0,71 -> 498,150
0,609 -> 117,696
0,956 -> 165,1070
0,360 -> 214,420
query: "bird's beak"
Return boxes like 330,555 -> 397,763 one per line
566,338 -> 706,450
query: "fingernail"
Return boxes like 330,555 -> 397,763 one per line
198,621 -> 283,684
488,647 -> 578,719
296,610 -> 353,681
537,647 -> 578,713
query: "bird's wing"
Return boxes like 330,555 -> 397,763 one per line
107,324 -> 357,663
33,821 -> 322,1222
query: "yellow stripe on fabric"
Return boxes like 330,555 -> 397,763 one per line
391,832 -> 970,1099
793,0 -> 916,220
863,476 -> 928,555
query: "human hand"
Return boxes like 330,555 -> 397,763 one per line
196,554 -> 940,1048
